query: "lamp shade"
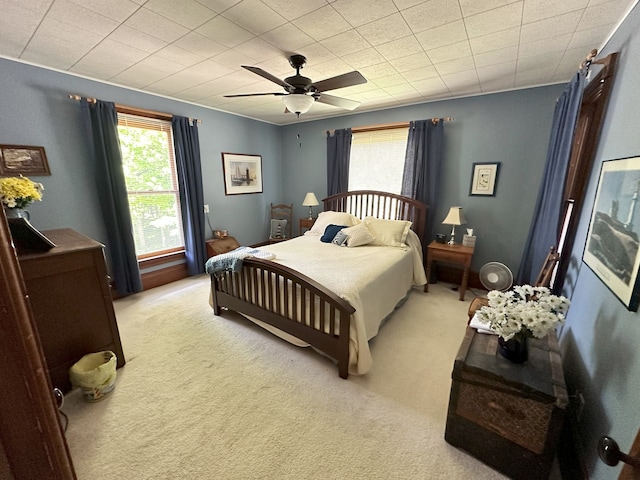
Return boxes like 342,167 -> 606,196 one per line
302,192 -> 319,207
283,94 -> 315,115
442,206 -> 466,225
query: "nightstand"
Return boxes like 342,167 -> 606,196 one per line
299,217 -> 315,236
206,236 -> 240,258
426,240 -> 474,300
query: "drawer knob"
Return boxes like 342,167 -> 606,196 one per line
598,436 -> 640,468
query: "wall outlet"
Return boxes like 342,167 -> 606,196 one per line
203,204 -> 209,214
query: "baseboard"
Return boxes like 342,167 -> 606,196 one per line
141,263 -> 189,291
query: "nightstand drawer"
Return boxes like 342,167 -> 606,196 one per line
206,237 -> 240,257
432,250 -> 467,264
299,217 -> 315,236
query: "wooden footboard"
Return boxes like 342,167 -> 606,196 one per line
210,258 -> 356,378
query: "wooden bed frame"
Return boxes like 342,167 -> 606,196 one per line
210,190 -> 428,378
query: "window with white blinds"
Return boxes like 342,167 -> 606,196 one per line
117,113 -> 184,258
348,127 -> 409,194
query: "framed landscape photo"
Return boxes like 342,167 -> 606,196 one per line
221,152 -> 263,195
0,145 -> 51,176
469,162 -> 500,196
583,156 -> 640,311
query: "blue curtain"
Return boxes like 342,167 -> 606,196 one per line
81,99 -> 142,294
516,72 -> 585,285
326,128 -> 352,196
172,116 -> 206,275
401,119 -> 445,241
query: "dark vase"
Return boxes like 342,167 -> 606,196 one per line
498,331 -> 529,363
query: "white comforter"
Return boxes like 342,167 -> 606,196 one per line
245,231 -> 426,375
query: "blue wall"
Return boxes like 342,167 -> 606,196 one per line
5,13 -> 637,473
559,3 -> 640,478
280,86 -> 564,270
1,56 -> 563,272
0,57 -> 282,252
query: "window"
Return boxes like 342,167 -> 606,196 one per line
348,126 -> 409,194
117,113 -> 184,258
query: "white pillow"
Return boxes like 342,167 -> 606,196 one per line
363,217 -> 412,248
342,223 -> 374,247
308,211 -> 361,235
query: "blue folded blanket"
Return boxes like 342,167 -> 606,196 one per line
205,246 -> 275,274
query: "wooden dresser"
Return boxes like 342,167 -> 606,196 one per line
18,229 -> 125,392
445,327 -> 567,480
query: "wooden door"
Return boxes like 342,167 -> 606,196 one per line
555,53 -> 618,290
0,208 -> 76,478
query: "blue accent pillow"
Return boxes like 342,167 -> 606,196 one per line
320,224 -> 347,243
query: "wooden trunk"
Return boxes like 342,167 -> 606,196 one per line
445,328 -> 568,480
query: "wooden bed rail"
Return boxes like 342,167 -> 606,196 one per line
211,258 -> 356,378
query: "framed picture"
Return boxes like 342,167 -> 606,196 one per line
583,156 -> 640,311
469,162 -> 500,196
221,152 -> 263,195
0,145 -> 51,176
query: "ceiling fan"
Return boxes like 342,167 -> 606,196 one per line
224,54 -> 367,117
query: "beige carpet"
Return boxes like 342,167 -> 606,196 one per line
62,276 -> 511,479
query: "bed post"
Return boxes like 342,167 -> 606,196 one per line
210,275 -> 221,315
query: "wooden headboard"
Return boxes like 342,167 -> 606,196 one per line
323,190 -> 428,247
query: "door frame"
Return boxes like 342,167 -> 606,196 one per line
0,207 -> 76,479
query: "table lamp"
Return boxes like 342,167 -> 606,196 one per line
302,192 -> 319,219
442,206 -> 466,245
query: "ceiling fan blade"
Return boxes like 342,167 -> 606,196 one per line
224,92 -> 287,98
315,93 -> 360,111
311,71 -> 367,93
242,66 -> 291,89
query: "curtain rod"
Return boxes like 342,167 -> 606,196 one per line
325,117 -> 454,135
68,94 -> 202,124
578,48 -> 613,73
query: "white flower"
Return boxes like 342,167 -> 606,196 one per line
477,284 -> 570,340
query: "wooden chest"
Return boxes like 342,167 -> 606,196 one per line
445,328 -> 568,480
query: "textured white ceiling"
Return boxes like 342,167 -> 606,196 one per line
0,0 -> 635,125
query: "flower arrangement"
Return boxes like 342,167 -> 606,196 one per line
0,175 -> 44,209
476,285 -> 570,340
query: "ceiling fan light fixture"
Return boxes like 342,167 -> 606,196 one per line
282,94 -> 314,116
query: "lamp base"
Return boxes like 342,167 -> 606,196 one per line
448,225 -> 457,245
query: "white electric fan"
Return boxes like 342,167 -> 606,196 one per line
478,262 -> 513,291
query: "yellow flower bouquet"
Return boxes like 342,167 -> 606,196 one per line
0,176 -> 44,209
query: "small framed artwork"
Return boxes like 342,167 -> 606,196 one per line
221,153 -> 263,195
583,156 -> 640,311
0,145 -> 51,176
469,162 -> 500,196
